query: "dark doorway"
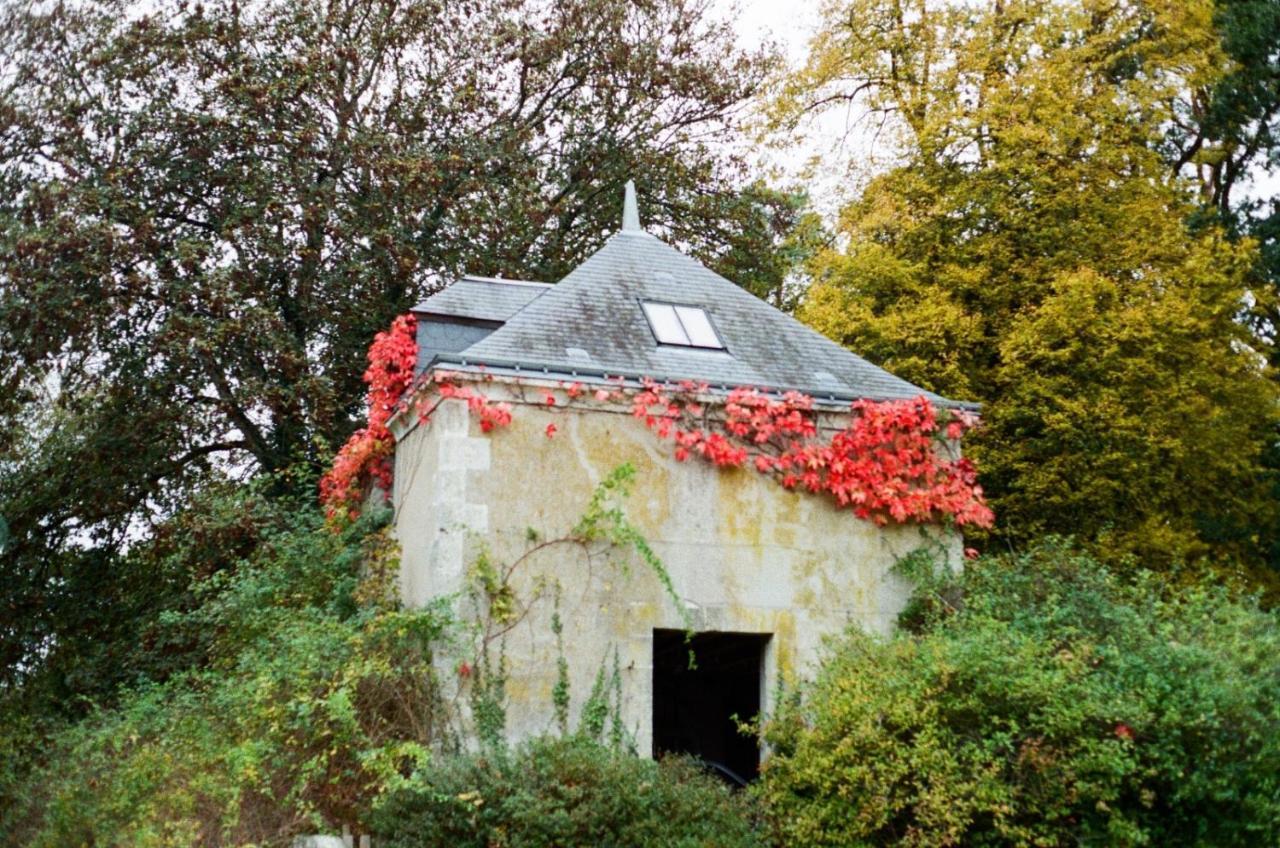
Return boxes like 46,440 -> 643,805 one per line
652,629 -> 770,783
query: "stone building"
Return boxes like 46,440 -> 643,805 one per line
390,184 -> 970,779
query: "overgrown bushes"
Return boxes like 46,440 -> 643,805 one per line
373,735 -> 765,848
6,505 -> 1278,848
757,541 -> 1280,847
1,500 -> 451,847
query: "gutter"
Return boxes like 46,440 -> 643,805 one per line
417,352 -> 982,411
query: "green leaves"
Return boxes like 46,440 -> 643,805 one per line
0,0 -> 786,708
758,542 -> 1280,847
783,0 -> 1280,588
1,498 -> 452,845
373,737 -> 765,848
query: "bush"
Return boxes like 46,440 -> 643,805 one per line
373,736 -> 765,848
2,502 -> 452,847
757,540 -> 1280,847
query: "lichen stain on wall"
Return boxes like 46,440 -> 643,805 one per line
482,402 -> 676,534
715,466 -> 766,549
789,549 -> 867,614
394,386 -> 955,751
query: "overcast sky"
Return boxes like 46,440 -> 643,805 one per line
714,0 -> 875,215
721,0 -> 819,57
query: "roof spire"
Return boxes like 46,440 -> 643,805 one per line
622,179 -> 641,232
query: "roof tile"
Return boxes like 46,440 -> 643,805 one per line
450,231 -> 961,405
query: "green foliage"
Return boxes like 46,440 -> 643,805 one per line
574,651 -> 630,750
0,0 -> 792,701
373,736 -> 766,848
580,666 -> 612,744
1,474 -> 314,714
758,540 -> 1280,847
689,182 -> 832,311
1171,0 -> 1280,302
470,640 -> 510,755
607,649 -> 627,751
0,462 -> 689,843
469,546 -> 517,626
550,594 -> 571,737
778,0 -> 1280,587
574,462 -> 690,629
1,504 -> 451,846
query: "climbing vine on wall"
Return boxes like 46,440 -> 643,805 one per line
625,378 -> 993,528
460,462 -> 682,750
320,315 -> 516,520
320,314 -> 419,519
321,314 -> 993,529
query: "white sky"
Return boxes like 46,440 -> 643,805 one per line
718,0 -> 819,58
716,0 -> 885,216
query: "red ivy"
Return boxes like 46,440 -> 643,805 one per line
322,320 -> 992,530
628,379 -> 993,528
319,314 -> 419,520
318,320 -> 515,520
433,377 -> 514,433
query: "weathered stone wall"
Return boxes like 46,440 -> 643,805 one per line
392,378 -> 957,753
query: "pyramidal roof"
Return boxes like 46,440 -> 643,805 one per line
414,182 -> 966,408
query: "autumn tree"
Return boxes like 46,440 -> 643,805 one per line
775,0 -> 1279,585
0,0 -> 788,700
1168,0 -> 1280,359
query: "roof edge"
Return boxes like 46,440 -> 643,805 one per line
419,352 -> 982,411
456,274 -> 552,288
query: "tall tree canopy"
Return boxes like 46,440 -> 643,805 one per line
1175,0 -> 1280,355
775,0 -> 1280,585
0,0 -> 785,697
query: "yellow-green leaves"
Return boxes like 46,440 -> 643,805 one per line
758,542 -> 1280,846
781,0 -> 1280,586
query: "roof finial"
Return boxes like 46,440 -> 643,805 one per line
622,179 -> 641,232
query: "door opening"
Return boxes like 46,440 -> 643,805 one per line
652,629 -> 770,783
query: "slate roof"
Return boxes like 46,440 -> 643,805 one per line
413,188 -> 969,409
413,274 -> 551,323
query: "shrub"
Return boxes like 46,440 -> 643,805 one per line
757,540 -> 1280,847
2,503 -> 452,847
373,736 -> 765,848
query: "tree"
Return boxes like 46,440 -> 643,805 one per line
1163,0 -> 1280,366
775,0 -> 1279,583
681,182 -> 830,311
1,499 -> 451,844
0,0 -> 784,697
1167,1 -> 1280,214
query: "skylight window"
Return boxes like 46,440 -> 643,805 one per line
641,302 -> 725,350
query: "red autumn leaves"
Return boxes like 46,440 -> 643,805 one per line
435,380 -> 514,433
319,314 -> 419,520
321,314 -> 994,530
320,314 -> 523,519
629,379 -> 993,528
